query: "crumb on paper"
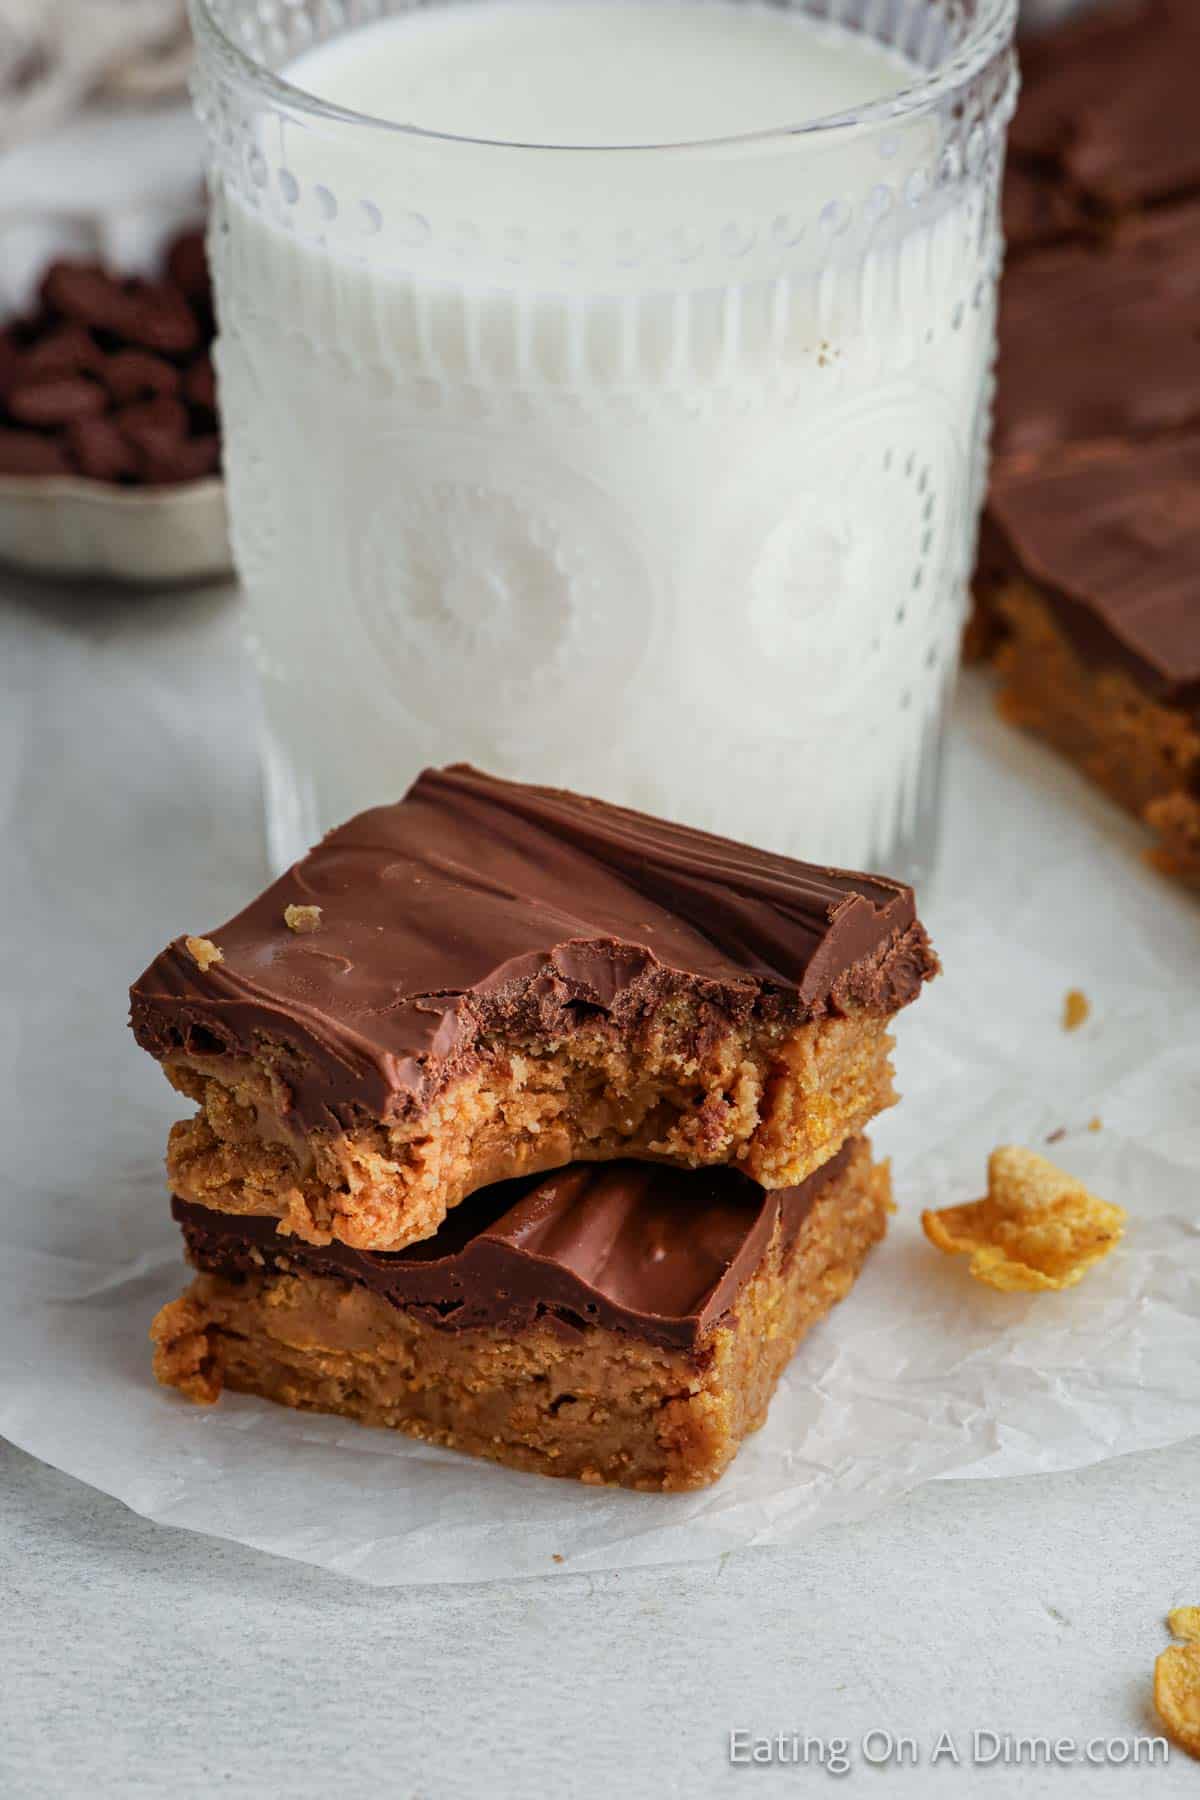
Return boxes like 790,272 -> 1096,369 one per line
1089,1117 -> 1103,1133
284,903 -> 323,935
552,1554 -> 564,1564
920,1146 -> 1126,1293
1062,989 -> 1091,1031
1046,1127 -> 1067,1145
1156,1612 -> 1200,1759
184,935 -> 223,972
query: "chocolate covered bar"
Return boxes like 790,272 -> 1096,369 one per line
1006,0 -> 1200,253
151,1136 -> 891,1490
982,436 -> 1200,884
975,1 -> 1200,857
1001,161 -> 1087,257
131,767 -> 937,1252
993,202 -> 1200,463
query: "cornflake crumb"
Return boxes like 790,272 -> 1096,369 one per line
185,935 -> 223,972
921,1145 -> 1126,1293
1088,1116 -> 1103,1133
552,1554 -> 564,1564
1156,1610 -> 1200,1759
1170,1609 -> 1200,1643
284,904 -> 323,934
1062,988 -> 1091,1031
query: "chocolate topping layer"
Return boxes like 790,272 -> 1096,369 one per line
131,766 -> 935,1132
1002,161 -> 1087,255
985,436 -> 1200,708
994,204 -> 1200,461
173,1142 -> 855,1351
1010,0 -> 1200,220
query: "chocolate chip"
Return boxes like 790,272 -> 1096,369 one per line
183,356 -> 217,414
115,394 -> 189,448
7,376 -> 108,427
9,238 -> 220,490
0,329 -> 21,399
15,324 -> 102,384
66,415 -> 138,483
166,229 -> 211,309
137,433 -> 221,486
41,262 -> 127,330
118,280 -> 200,357
40,262 -> 199,357
102,349 -> 181,404
0,428 -> 72,476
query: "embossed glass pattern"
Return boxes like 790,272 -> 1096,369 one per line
191,0 -> 1017,877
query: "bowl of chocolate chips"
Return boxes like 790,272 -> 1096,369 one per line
0,227 -> 231,585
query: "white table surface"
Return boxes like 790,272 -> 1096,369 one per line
3,566 -> 1197,1800
3,1427 -> 1197,1799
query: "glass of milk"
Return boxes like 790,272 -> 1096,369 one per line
191,0 -> 1016,877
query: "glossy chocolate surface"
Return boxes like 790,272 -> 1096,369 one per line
132,766 -> 934,1132
986,436 -> 1200,708
1010,0 -> 1200,223
995,204 -> 1200,459
174,1142 -> 857,1351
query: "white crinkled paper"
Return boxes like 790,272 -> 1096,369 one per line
2,576 -> 1199,1585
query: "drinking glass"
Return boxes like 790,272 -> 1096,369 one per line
190,0 -> 1017,878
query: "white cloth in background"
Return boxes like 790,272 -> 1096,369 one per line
0,0 -> 190,151
0,0 -> 202,312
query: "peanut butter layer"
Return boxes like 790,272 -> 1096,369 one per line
993,579 -> 1200,883
151,1136 -> 891,1491
978,439 -> 1200,890
131,764 -> 936,1249
162,1006 -> 900,1251
1145,793 -> 1200,889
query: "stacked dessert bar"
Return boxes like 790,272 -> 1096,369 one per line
134,766 -> 938,1489
977,0 -> 1200,885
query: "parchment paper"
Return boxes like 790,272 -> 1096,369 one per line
2,575 -> 1198,1586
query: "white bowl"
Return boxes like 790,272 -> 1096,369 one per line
0,472 -> 232,585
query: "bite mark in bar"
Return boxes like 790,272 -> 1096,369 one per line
131,765 -> 937,1250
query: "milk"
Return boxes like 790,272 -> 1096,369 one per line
282,4 -> 913,146
201,0 -> 1007,873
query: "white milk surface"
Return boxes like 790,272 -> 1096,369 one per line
284,2 -> 915,145
210,1 -> 998,871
